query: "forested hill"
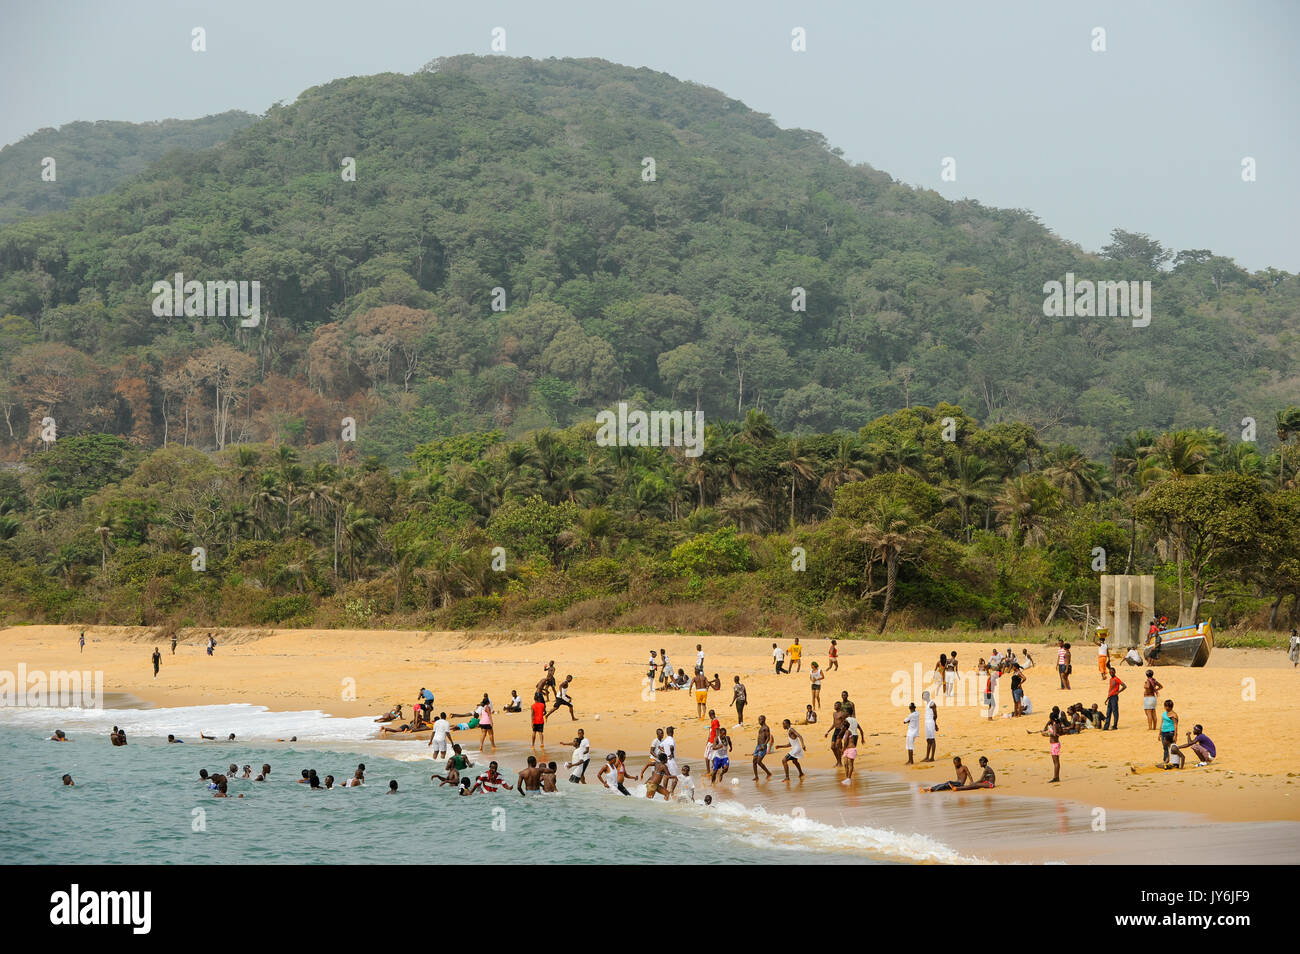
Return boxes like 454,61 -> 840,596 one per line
0,110 -> 256,222
0,55 -> 1295,463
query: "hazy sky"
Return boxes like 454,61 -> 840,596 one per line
2,0 -> 1296,270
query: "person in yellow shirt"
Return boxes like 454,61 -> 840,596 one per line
787,637 -> 803,673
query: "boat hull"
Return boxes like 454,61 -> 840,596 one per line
1143,621 -> 1213,667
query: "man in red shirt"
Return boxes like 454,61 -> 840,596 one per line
1103,666 -> 1126,730
531,693 -> 547,749
707,709 -> 720,745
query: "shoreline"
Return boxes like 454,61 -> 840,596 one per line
5,624 -> 1300,841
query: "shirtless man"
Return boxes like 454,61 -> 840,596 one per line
752,715 -> 773,780
954,756 -> 996,790
774,719 -> 807,780
541,762 -> 559,792
825,701 -> 846,765
692,670 -> 710,719
922,756 -> 973,792
517,755 -> 544,795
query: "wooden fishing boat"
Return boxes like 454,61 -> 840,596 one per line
1143,619 -> 1213,667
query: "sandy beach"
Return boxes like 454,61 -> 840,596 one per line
5,624 -> 1300,837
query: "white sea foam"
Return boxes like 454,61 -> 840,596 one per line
0,702 -> 378,743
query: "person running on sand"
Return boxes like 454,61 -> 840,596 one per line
775,719 -> 806,780
922,756 -> 974,792
547,676 -> 576,721
732,675 -> 747,725
753,716 -> 773,780
709,728 -> 733,784
772,642 -> 786,674
517,755 -> 545,795
152,647 -> 161,678
1141,671 -> 1162,730
809,661 -> 823,709
825,701 -> 846,765
788,637 -> 803,673
827,638 -> 839,672
692,669 -> 710,718
904,703 -> 920,764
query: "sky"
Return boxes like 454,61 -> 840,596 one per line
1,0 -> 1296,270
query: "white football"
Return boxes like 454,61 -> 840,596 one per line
730,778 -> 740,786
594,714 -> 600,720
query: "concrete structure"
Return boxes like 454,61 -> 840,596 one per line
1098,575 -> 1156,648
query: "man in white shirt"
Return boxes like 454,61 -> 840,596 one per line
661,726 -> 679,794
676,765 -> 696,802
426,712 -> 451,759
772,642 -> 787,674
695,644 -> 706,674
565,730 -> 591,784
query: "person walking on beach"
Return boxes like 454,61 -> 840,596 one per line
809,661 -> 823,710
775,719 -> 806,779
904,702 -> 920,764
695,643 -> 705,675
827,638 -> 839,672
152,647 -> 161,678
732,675 -> 747,726
753,715 -> 773,780
1039,707 -> 1062,782
1102,666 -> 1126,730
658,647 -> 671,688
1058,642 -> 1072,690
772,642 -> 787,674
788,637 -> 803,673
692,669 -> 710,718
79,630 -> 85,653
1096,629 -> 1110,677
1010,666 -> 1026,717
1289,628 -> 1299,667
933,653 -> 947,697
170,633 -> 177,655
475,694 -> 495,752
944,654 -> 957,698
1142,670 -> 1163,731
547,675 -> 577,721
1160,699 -> 1179,767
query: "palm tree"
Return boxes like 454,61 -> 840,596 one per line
941,453 -> 998,536
415,542 -> 470,610
857,496 -> 929,634
1042,444 -> 1106,505
1276,406 -> 1300,487
717,491 -> 768,533
340,504 -> 378,579
992,474 -> 1059,546
779,440 -> 819,529
818,439 -> 866,493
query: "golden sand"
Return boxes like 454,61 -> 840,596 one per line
4,625 -> 1299,823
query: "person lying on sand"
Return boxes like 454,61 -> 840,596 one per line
921,756 -> 973,792
374,704 -> 404,723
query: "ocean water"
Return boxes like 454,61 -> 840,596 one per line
0,704 -> 976,865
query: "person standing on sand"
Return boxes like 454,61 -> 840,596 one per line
1141,670 -> 1163,730
775,719 -> 806,779
79,630 -> 85,653
152,647 -> 161,678
1102,666 -> 1126,730
809,661 -> 823,710
827,638 -> 839,672
1059,642 -> 1073,690
904,702 -> 919,764
531,693 -> 547,748
1160,699 -> 1179,766
841,730 -> 859,785
772,642 -> 787,674
753,715 -> 773,780
1096,629 -> 1110,677
658,648 -> 671,688
825,701 -> 846,765
695,643 -> 705,675
1289,629 -> 1299,667
170,633 -> 177,655
1010,666 -> 1026,717
692,669 -> 710,718
1039,707 -> 1062,782
732,675 -> 747,726
840,690 -> 855,718
475,694 -> 495,752
924,699 -> 938,762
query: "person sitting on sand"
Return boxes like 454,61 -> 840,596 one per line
374,704 -> 404,724
922,756 -> 974,792
504,691 -> 523,713
953,756 -> 996,791
802,704 -> 818,725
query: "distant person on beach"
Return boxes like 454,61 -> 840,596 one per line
809,661 -> 823,709
775,719 -> 806,780
904,703 -> 920,764
1168,723 -> 1215,768
152,647 -> 161,678
1103,667 -> 1126,730
170,633 -> 177,655
658,648 -> 671,687
802,704 -> 817,725
1160,699 -> 1180,767
79,630 -> 85,653
946,652 -> 958,697
547,676 -> 577,721
1289,629 -> 1299,667
826,701 -> 846,765
922,756 -> 973,792
476,694 -> 496,751
647,650 -> 658,681
772,642 -> 787,674
505,690 -> 523,713
206,634 -> 216,656
1037,707 -> 1063,782
1142,671 -> 1163,730
732,675 -> 747,725
1010,666 -> 1026,717
692,669 -> 710,718
695,643 -> 705,675
1096,628 -> 1110,676
62,774 -> 74,786
934,654 -> 947,696
788,637 -> 802,673
840,731 -> 859,785
827,638 -> 839,671
924,701 -> 938,762
753,715 -> 773,781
